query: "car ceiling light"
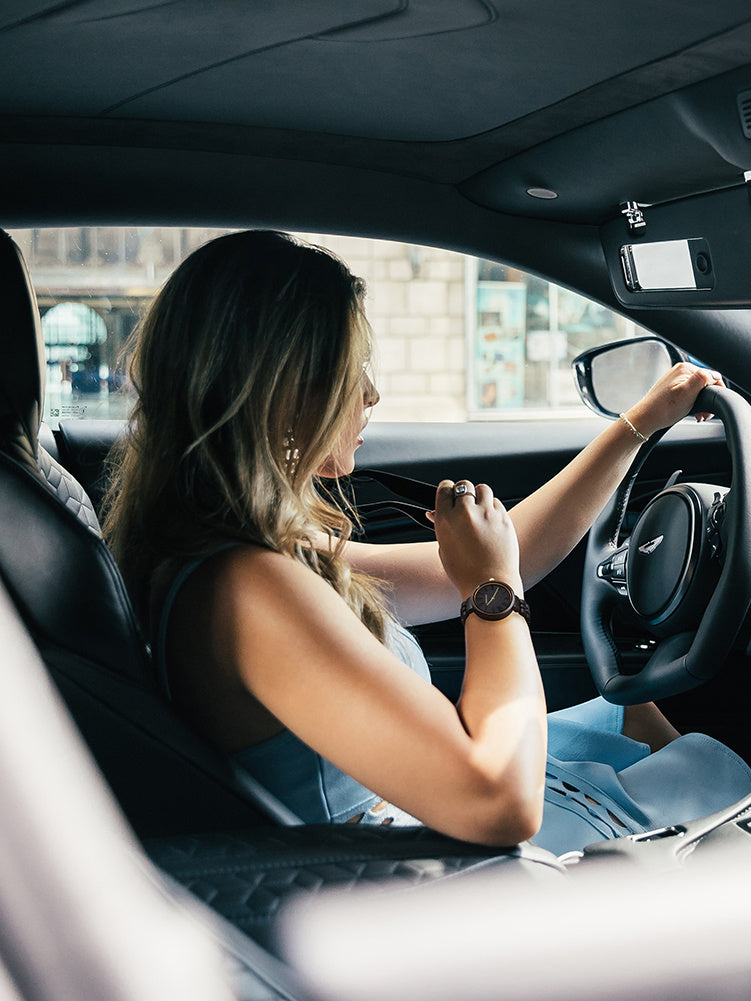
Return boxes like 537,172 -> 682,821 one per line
526,187 -> 558,199
744,170 -> 751,183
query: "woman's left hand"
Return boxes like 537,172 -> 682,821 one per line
625,362 -> 724,439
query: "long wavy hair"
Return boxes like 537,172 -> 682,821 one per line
103,230 -> 388,640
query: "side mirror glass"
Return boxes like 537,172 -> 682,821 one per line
572,336 -> 683,419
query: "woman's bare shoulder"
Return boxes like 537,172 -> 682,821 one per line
174,541 -> 386,710
210,543 -> 320,589
190,542 -> 347,622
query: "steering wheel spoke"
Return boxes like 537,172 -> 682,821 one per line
596,543 -> 629,594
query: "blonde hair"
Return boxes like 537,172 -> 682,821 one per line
103,230 -> 389,639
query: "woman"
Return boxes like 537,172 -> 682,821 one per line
104,230 -> 751,851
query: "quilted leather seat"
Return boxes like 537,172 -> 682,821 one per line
0,230 -> 290,836
146,825 -> 566,956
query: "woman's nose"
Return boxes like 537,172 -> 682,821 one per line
363,373 -> 380,408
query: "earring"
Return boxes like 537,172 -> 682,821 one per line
283,429 -> 300,474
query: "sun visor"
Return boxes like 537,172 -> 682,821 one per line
601,182 -> 751,308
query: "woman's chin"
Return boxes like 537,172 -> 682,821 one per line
317,454 -> 356,479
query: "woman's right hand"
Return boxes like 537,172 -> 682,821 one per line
427,479 -> 522,599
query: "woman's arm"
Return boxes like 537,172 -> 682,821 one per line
338,363 -> 723,619
192,483 -> 546,847
510,363 -> 722,586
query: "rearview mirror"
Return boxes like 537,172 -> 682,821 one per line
572,336 -> 683,419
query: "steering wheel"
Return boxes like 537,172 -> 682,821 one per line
581,384 -> 751,704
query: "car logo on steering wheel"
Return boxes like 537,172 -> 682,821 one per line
638,535 -> 664,555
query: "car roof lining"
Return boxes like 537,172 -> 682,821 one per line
0,23 -> 750,215
1,1 -> 751,149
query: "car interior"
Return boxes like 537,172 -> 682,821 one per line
4,2 -> 751,999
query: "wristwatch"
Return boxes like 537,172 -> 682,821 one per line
460,579 -> 531,626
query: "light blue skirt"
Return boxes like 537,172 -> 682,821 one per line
534,698 -> 751,854
236,696 -> 751,853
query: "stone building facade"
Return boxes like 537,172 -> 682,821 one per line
299,234 -> 469,422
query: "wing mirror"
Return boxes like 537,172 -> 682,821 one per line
572,335 -> 686,419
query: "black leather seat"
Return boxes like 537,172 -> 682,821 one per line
0,230 -> 294,836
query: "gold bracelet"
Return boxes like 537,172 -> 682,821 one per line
618,412 -> 649,444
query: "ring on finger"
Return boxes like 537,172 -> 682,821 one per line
454,482 -> 475,499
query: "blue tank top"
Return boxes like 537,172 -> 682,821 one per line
156,551 -> 751,852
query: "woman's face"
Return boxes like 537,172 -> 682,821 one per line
317,371 -> 379,478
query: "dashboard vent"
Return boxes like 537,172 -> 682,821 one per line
738,90 -> 751,139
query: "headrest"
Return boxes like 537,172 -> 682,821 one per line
0,231 -> 45,471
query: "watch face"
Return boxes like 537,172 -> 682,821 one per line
473,581 -> 514,617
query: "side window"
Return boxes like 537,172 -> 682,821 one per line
299,235 -> 650,421
11,227 -> 650,424
468,258 -> 642,418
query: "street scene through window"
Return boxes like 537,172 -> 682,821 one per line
9,227 -> 650,426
